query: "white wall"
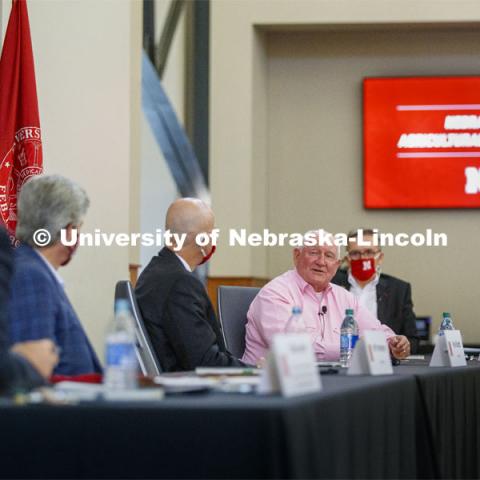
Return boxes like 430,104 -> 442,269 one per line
1,0 -> 142,359
139,112 -> 178,271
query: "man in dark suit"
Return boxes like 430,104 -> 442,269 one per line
0,227 -> 58,394
136,198 -> 246,372
332,229 -> 418,353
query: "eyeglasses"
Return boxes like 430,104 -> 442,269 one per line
347,249 -> 381,260
305,250 -> 338,262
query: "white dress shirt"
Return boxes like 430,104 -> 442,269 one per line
175,253 -> 192,272
34,250 -> 64,287
348,271 -> 380,318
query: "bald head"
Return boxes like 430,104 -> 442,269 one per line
165,198 -> 214,247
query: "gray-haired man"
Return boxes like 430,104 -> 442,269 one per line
8,175 -> 101,376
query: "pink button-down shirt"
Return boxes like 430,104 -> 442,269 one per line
242,269 -> 394,364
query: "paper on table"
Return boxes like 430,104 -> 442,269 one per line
103,389 -> 164,401
219,376 -> 260,386
54,381 -> 104,400
54,381 -> 165,401
195,367 -> 260,376
154,376 -> 217,388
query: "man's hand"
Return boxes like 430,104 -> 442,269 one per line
11,339 -> 59,379
256,356 -> 266,369
388,335 -> 410,360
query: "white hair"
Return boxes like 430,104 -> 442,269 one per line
299,229 -> 341,259
16,175 -> 89,247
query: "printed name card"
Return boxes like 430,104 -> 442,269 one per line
259,333 -> 322,397
430,330 -> 467,367
348,330 -> 393,376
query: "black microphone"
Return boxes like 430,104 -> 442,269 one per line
319,306 -> 328,338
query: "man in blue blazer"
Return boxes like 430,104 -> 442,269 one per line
8,175 -> 101,376
0,226 -> 58,394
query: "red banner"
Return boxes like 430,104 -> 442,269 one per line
364,77 -> 480,208
0,0 -> 42,242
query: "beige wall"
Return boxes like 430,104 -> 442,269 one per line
1,0 -> 142,359
210,1 -> 480,341
266,28 -> 480,341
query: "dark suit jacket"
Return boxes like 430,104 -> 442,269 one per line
135,247 -> 245,372
0,228 -> 44,394
332,269 -> 419,353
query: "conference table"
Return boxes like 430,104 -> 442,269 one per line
396,363 -> 480,479
0,362 -> 478,479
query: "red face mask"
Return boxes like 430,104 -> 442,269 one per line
61,240 -> 79,267
199,245 -> 216,265
350,258 -> 376,282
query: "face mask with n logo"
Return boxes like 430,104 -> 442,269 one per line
350,258 -> 376,281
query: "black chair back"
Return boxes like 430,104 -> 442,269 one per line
114,280 -> 162,376
217,286 -> 260,359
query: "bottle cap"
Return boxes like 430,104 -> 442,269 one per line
291,306 -> 302,314
115,298 -> 130,313
345,308 -> 354,315
442,312 -> 451,318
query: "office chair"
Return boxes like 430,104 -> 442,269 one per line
217,286 -> 260,358
114,280 -> 162,376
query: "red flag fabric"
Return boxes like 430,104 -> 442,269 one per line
0,0 -> 42,243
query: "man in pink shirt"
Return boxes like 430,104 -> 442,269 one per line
242,230 -> 411,364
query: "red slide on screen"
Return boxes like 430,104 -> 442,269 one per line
364,76 -> 480,208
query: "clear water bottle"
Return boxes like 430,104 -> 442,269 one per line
340,308 -> 359,368
284,306 -> 307,333
439,312 -> 454,336
104,299 -> 138,390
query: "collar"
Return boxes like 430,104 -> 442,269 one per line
34,250 -> 65,287
347,270 -> 380,289
175,253 -> 192,272
293,268 -> 333,295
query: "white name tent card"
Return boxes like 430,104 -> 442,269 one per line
430,330 -> 466,367
259,333 -> 322,397
348,330 -> 393,376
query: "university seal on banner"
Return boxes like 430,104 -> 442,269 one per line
0,126 -> 43,236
